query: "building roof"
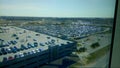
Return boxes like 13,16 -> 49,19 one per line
0,26 -> 72,62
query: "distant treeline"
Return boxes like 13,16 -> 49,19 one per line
0,16 -> 113,24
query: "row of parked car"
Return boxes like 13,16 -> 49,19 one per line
2,48 -> 42,62
0,38 -> 58,56
0,39 -> 17,48
0,42 -> 40,56
20,24 -> 106,40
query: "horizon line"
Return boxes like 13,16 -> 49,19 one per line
0,15 -> 114,19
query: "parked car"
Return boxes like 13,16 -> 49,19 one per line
2,57 -> 7,62
1,48 -> 7,54
14,54 -> 20,58
10,47 -> 17,53
32,50 -> 36,54
39,43 -> 45,46
10,40 -> 17,45
8,56 -> 14,60
34,42 -> 38,47
0,51 -> 2,55
19,53 -> 24,57
20,44 -> 28,50
35,49 -> 40,53
23,52 -> 28,56
13,46 -> 20,51
6,48 -> 12,53
28,51 -> 33,55
27,43 -> 34,48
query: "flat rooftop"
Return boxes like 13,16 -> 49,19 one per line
0,26 -> 72,62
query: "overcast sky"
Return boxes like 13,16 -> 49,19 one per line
0,0 -> 116,18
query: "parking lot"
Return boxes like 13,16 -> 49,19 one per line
0,26 -> 72,62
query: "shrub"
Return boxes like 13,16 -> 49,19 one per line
78,47 -> 87,52
91,42 -> 100,49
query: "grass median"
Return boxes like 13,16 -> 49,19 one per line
69,45 -> 110,68
87,45 -> 110,63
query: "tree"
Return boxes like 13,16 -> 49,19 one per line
91,42 -> 100,49
78,47 -> 87,52
77,42 -> 82,46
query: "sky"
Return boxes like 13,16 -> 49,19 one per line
0,0 -> 116,18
